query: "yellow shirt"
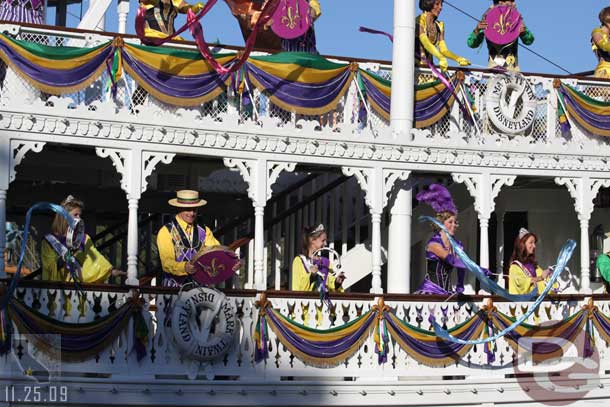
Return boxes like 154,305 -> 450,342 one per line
41,234 -> 113,284
156,215 -> 220,277
508,262 -> 546,295
291,255 -> 342,292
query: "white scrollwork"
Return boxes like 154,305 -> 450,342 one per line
9,140 -> 45,183
452,173 -> 516,220
555,177 -> 610,221
224,158 -> 296,205
95,147 -> 129,193
383,170 -> 411,209
267,162 -> 296,201
141,152 -> 175,193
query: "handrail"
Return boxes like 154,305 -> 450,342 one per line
93,213 -> 160,244
2,280 -> 607,302
213,173 -> 321,237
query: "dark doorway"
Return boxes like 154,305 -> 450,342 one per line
503,212 -> 528,285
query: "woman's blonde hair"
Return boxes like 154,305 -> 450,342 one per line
432,210 -> 456,232
51,195 -> 84,236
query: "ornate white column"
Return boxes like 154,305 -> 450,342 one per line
390,0 -> 415,135
452,172 -> 516,292
342,167 -> 409,294
97,148 -> 174,285
555,177 -> 610,293
117,0 -> 130,34
495,210 -> 506,288
0,137 -> 9,277
0,139 -> 46,277
224,158 -> 296,290
387,181 -> 413,293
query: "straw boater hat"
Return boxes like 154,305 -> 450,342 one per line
168,190 -> 207,208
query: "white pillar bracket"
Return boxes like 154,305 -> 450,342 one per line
342,166 -> 410,293
9,140 -> 46,184
223,158 -> 296,290
555,176 -> 610,293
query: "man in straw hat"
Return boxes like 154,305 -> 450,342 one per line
157,190 -> 220,287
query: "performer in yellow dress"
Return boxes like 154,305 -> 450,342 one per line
291,224 -> 344,292
139,0 -> 205,39
592,7 -> 610,78
416,0 -> 470,71
157,190 -> 220,287
508,228 -> 553,295
41,196 -> 124,284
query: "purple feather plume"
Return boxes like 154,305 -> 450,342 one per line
416,184 -> 457,214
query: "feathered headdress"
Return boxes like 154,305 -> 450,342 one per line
416,184 -> 457,215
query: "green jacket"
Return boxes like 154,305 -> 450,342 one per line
596,253 -> 610,283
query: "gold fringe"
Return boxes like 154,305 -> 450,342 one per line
122,62 -> 229,107
265,313 -> 375,368
247,70 -> 355,116
7,304 -> 137,362
0,48 -> 108,96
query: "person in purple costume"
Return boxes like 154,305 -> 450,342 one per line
0,0 -> 45,24
415,184 -> 471,295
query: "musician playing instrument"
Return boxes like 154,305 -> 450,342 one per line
592,7 -> 610,78
41,196 -> 125,283
291,224 -> 345,292
157,190 -> 220,287
139,0 -> 205,39
416,0 -> 470,72
466,0 -> 534,71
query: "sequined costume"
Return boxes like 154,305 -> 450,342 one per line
416,232 -> 466,295
140,0 -> 204,39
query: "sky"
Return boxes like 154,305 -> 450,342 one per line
51,0 -> 604,75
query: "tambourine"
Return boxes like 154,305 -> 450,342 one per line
270,0 -> 313,40
191,245 -> 241,285
484,5 -> 522,45
66,217 -> 85,250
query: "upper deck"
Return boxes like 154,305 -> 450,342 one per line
0,22 -> 609,181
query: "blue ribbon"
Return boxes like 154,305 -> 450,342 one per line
420,215 -> 576,345
2,203 -> 80,310
420,216 -> 540,302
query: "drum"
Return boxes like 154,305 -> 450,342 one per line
191,245 -> 241,285
270,0 -> 312,39
484,5 -> 522,45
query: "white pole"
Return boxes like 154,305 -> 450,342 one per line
580,218 -> 591,293
117,0 -> 130,34
254,205 -> 266,290
370,212 -> 383,294
0,190 -> 6,277
387,186 -> 412,293
126,197 -> 139,285
390,0 -> 416,134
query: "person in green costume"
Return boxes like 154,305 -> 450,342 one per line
595,233 -> 610,293
466,0 -> 534,71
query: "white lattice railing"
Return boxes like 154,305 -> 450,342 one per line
3,23 -> 610,149
3,286 -> 610,382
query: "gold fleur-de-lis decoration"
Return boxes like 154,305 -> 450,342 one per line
493,9 -> 515,35
281,2 -> 302,30
203,258 -> 225,277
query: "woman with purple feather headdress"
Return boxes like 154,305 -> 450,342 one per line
415,184 -> 468,295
